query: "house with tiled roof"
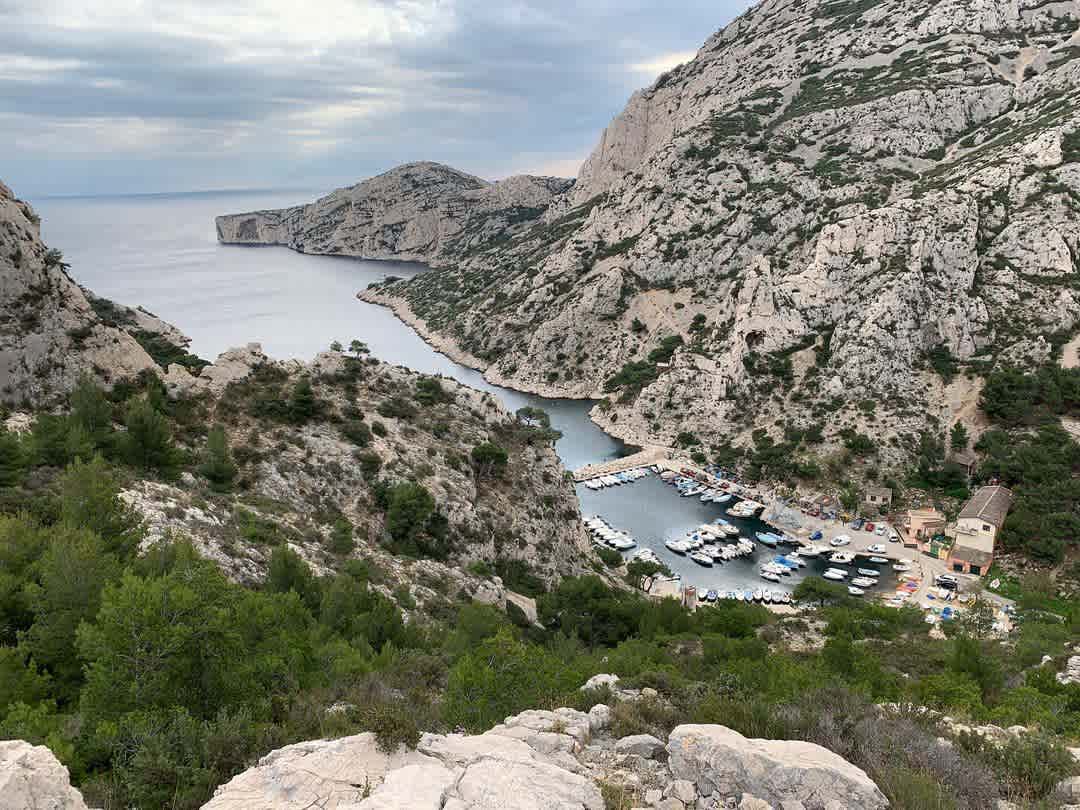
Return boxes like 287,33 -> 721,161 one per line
949,485 -> 1013,576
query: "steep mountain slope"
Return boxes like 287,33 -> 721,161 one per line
0,181 -> 182,405
227,0 -> 1080,465
216,162 -> 573,263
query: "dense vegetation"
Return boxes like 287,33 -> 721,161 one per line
973,365 -> 1080,562
1,367 -> 1080,808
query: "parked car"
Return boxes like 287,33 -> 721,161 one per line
830,535 -> 852,547
851,518 -> 864,530
875,525 -> 886,536
809,530 -> 823,541
864,522 -> 876,532
867,543 -> 886,554
888,531 -> 901,543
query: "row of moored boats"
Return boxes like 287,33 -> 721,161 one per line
583,516 -> 637,550
699,588 -> 793,605
581,466 -> 654,490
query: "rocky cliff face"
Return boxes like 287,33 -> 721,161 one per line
216,162 -> 573,263
0,180 -> 179,405
231,0 -> 1080,464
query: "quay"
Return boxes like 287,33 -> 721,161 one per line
572,445 -> 669,482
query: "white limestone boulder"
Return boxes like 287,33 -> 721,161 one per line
666,726 -> 888,810
0,740 -> 89,810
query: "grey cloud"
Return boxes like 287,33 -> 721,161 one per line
0,1 -> 751,196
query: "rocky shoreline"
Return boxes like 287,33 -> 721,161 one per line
357,286 -> 668,455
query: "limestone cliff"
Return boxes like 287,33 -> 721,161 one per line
0,180 -> 179,405
215,162 -> 573,263
228,0 -> 1080,465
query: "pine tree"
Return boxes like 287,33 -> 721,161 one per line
0,430 -> 24,487
199,425 -> 237,492
122,397 -> 176,472
289,377 -> 317,424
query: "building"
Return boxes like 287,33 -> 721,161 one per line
862,486 -> 893,515
949,485 -> 1013,575
901,507 -> 947,550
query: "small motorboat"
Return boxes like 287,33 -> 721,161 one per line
848,586 -> 866,596
744,589 -> 754,602
753,588 -> 764,601
851,577 -> 876,588
893,563 -> 912,572
830,551 -> 855,564
823,569 -> 846,581
704,589 -> 718,602
869,556 -> 888,564
761,570 -> 782,583
857,568 -> 881,577
690,551 -> 714,567
665,539 -> 690,554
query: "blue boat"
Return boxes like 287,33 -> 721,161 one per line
774,555 -> 799,569
704,589 -> 718,602
743,589 -> 754,602
755,532 -> 779,547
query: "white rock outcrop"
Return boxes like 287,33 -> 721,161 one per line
667,725 -> 889,810
0,740 -> 89,810
197,710 -> 889,810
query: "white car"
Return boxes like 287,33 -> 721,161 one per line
888,532 -> 901,543
867,543 -> 886,554
830,535 -> 851,547
875,525 -> 886,536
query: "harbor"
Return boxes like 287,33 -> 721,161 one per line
577,470 -> 902,605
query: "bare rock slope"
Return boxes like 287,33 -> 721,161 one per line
227,0 -> 1080,461
0,181 -> 178,405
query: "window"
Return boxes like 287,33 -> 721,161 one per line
970,565 -> 981,575
982,524 -> 991,532
953,563 -> 964,572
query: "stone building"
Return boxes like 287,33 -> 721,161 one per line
949,485 -> 1013,576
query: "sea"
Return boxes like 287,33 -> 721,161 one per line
31,189 -> 895,598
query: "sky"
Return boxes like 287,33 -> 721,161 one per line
0,1 -> 752,197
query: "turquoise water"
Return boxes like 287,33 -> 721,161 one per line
31,190 -> 625,472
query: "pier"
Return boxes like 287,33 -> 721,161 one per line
572,445 -> 669,482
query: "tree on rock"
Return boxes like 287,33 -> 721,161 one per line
121,398 -> 178,474
950,422 -> 969,453
289,377 -> 318,424
471,442 -> 508,478
199,425 -> 237,491
349,339 -> 370,358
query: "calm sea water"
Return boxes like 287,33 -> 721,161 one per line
31,190 -> 623,471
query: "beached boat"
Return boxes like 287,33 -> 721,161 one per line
848,586 -> 866,596
893,563 -> 912,572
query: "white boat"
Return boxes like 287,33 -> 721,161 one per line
823,569 -> 847,581
690,551 -> 714,567
608,536 -> 636,551
829,551 -> 855,564
893,563 -> 912,572
851,577 -> 876,588
856,568 -> 880,577
753,588 -> 764,601
665,539 -> 690,554
848,586 -> 866,596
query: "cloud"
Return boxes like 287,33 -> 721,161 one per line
0,0 -> 750,196
630,50 -> 699,78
